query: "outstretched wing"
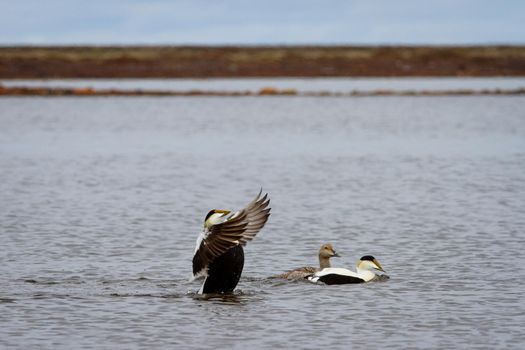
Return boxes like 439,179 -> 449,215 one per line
192,191 -> 271,277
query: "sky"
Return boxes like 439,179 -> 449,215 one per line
1,0 -> 524,45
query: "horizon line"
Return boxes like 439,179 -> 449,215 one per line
2,43 -> 525,48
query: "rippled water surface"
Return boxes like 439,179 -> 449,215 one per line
1,94 -> 524,349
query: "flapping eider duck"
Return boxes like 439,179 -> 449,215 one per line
274,243 -> 340,280
192,191 -> 271,294
307,255 -> 386,284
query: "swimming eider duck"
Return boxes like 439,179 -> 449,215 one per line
274,243 -> 340,280
307,255 -> 386,284
192,191 -> 271,294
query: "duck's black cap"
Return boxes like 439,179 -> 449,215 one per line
360,255 -> 375,261
205,209 -> 217,221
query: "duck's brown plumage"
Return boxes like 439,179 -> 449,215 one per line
273,243 -> 340,280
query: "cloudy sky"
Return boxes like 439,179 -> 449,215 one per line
1,0 -> 524,45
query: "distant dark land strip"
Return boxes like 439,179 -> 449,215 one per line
1,46 -> 525,78
2,85 -> 524,97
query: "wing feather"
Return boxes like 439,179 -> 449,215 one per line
192,191 -> 271,277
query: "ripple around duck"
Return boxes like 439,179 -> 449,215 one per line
107,292 -> 187,299
0,298 -> 17,303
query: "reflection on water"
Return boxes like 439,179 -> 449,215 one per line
0,94 -> 524,349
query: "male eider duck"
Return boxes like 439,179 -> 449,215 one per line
192,191 -> 271,294
307,255 -> 386,285
274,243 -> 340,280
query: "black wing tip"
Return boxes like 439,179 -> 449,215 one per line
246,189 -> 271,209
255,188 -> 270,200
252,188 -> 263,201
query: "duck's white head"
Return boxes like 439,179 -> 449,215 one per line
204,209 -> 231,229
356,255 -> 385,273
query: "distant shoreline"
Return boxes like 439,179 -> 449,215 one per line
1,46 -> 524,78
1,85 -> 524,97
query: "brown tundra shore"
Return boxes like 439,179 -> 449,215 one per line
1,85 -> 524,97
1,45 -> 525,78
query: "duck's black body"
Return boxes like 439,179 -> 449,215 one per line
314,274 -> 365,285
201,245 -> 245,294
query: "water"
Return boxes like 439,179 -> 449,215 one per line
1,94 -> 524,349
2,76 -> 525,92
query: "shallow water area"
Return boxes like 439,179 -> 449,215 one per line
3,76 -> 525,93
1,90 -> 525,349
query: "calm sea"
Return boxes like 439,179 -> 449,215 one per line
1,83 -> 524,349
